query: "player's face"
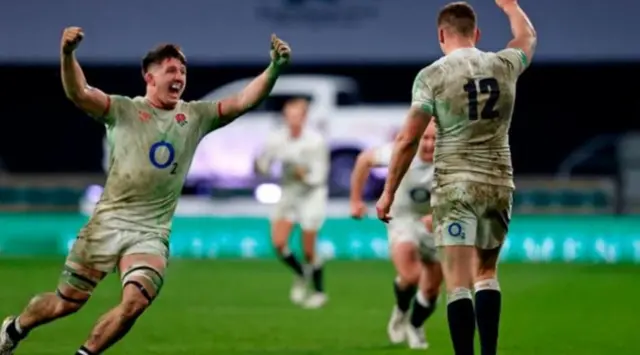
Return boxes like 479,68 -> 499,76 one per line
148,57 -> 187,107
419,121 -> 436,162
283,101 -> 308,130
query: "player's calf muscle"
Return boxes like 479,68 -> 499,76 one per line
17,265 -> 99,330
19,292 -> 80,330
475,247 -> 501,280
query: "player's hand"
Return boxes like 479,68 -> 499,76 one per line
495,0 -> 518,10
375,191 -> 394,223
61,27 -> 84,55
293,165 -> 307,180
350,200 -> 367,220
270,34 -> 291,68
421,214 -> 433,233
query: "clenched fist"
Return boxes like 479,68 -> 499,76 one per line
270,34 -> 291,68
61,27 -> 84,55
350,200 -> 367,220
495,0 -> 518,10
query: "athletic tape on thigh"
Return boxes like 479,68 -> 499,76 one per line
59,265 -> 98,293
121,264 -> 164,301
57,265 -> 99,303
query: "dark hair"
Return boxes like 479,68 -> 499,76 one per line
437,1 -> 477,38
141,43 -> 187,74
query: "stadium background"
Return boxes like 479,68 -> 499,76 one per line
0,1 -> 638,354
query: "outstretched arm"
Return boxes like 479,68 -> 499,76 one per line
215,35 -> 291,128
60,27 -> 110,121
217,63 -> 281,125
498,0 -> 537,63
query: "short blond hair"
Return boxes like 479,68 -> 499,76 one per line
437,2 -> 477,38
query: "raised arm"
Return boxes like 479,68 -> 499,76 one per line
216,35 -> 291,128
60,27 -> 110,121
497,0 -> 537,64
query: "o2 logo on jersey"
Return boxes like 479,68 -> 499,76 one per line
149,141 -> 179,175
447,222 -> 466,240
409,188 -> 430,203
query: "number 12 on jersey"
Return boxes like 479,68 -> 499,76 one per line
463,78 -> 500,121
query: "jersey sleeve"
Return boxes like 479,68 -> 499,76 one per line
103,95 -> 133,126
189,100 -> 223,133
371,143 -> 394,167
497,48 -> 529,76
411,68 -> 435,116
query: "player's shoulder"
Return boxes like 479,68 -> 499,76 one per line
418,58 -> 446,78
180,99 -> 204,112
414,58 -> 448,89
303,128 -> 326,144
105,95 -> 144,122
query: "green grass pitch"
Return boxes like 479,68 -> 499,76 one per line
0,259 -> 638,354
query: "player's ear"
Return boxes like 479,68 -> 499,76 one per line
143,71 -> 154,86
474,28 -> 481,44
438,28 -> 445,45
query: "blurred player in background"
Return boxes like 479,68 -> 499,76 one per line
376,1 -> 535,354
351,121 -> 443,350
0,28 -> 291,355
254,98 -> 330,309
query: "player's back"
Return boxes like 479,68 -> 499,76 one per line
419,47 -> 527,189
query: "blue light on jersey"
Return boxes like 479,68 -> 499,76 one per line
149,141 -> 175,169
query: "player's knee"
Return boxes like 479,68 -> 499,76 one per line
56,266 -> 100,314
397,264 -> 421,286
120,264 -> 164,318
54,296 -> 84,316
120,289 -> 150,319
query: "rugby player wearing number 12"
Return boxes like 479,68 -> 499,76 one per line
0,28 -> 291,355
376,1 -> 535,354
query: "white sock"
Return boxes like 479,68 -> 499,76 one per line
447,287 -> 473,304
474,279 -> 500,292
281,246 -> 292,257
14,317 -> 23,334
415,291 -> 430,308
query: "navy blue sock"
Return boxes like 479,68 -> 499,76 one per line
393,278 -> 417,312
311,264 -> 324,292
475,281 -> 502,355
410,293 -> 438,328
5,318 -> 27,342
447,289 -> 476,355
279,249 -> 304,277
